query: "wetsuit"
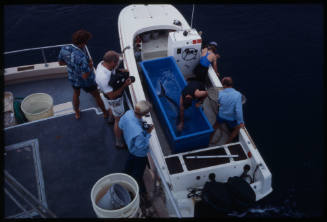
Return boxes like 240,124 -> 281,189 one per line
182,80 -> 205,102
194,51 -> 211,83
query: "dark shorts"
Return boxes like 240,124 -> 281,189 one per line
72,84 -> 97,93
194,63 -> 209,83
216,114 -> 238,129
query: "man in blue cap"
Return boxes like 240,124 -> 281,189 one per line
193,41 -> 220,83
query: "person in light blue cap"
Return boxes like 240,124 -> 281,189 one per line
193,41 -> 221,83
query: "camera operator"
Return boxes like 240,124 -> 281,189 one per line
95,50 -> 133,148
118,100 -> 153,196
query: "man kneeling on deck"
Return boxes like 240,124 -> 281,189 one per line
210,77 -> 245,144
119,100 -> 154,197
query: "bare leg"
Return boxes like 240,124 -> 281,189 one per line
90,89 -> 108,118
73,88 -> 81,119
226,124 -> 242,144
107,108 -> 114,124
209,121 -> 220,142
114,116 -> 124,147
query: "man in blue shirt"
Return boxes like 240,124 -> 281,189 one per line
210,77 -> 244,144
119,100 -> 153,195
58,29 -> 107,119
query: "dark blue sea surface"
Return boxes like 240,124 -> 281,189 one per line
3,4 -> 324,218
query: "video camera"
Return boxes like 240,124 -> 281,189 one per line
108,70 -> 135,91
141,121 -> 152,131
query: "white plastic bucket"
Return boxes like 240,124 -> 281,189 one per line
21,93 -> 54,122
91,173 -> 140,218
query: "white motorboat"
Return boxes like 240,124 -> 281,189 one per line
118,4 -> 272,217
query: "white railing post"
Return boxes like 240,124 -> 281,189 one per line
41,48 -> 48,67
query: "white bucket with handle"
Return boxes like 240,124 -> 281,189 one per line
91,173 -> 140,218
20,93 -> 54,121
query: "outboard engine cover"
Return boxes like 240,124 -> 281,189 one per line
201,180 -> 233,213
195,176 -> 256,217
226,176 -> 256,211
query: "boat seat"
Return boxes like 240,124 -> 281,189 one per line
142,50 -> 167,61
165,143 -> 248,175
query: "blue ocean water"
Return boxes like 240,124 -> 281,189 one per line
3,4 -> 324,218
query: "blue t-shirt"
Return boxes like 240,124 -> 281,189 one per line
118,110 -> 151,157
58,45 -> 95,88
218,88 -> 244,125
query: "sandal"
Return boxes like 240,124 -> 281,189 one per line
115,144 -> 126,149
115,138 -> 126,149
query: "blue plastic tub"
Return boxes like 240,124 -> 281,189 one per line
140,56 -> 213,153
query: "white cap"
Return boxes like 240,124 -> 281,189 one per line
135,100 -> 152,115
209,41 -> 218,47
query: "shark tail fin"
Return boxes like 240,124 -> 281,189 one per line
158,81 -> 166,97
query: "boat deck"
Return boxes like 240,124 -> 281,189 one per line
4,108 -> 129,218
4,67 -> 236,218
4,77 -> 168,218
5,78 -> 98,111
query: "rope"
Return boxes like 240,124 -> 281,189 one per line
84,45 -> 96,74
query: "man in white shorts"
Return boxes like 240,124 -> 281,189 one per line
95,50 -> 132,148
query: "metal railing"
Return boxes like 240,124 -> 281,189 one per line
5,170 -> 57,218
4,44 -> 72,68
4,44 -> 94,69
